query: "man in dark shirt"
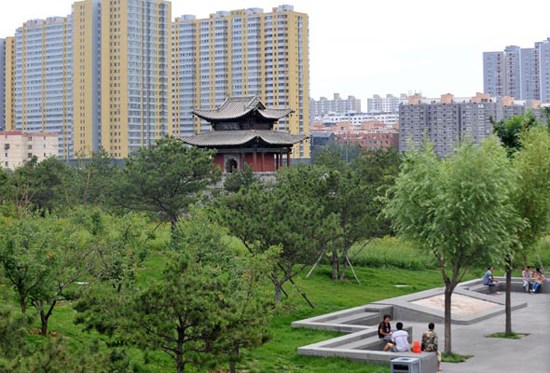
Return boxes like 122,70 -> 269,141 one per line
378,314 -> 392,342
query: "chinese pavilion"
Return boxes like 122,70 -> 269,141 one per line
181,96 -> 307,173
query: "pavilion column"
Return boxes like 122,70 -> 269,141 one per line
279,151 -> 283,168
275,153 -> 279,170
286,152 -> 290,166
261,151 -> 265,172
253,150 -> 257,172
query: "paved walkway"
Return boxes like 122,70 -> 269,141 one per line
405,292 -> 550,373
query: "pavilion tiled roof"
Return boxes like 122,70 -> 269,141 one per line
181,130 -> 307,147
193,96 -> 293,121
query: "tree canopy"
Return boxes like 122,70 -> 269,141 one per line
384,139 -> 518,354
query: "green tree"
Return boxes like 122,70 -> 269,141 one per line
110,137 -> 220,233
216,166 -> 338,304
492,111 -> 539,156
384,140 -> 517,354
73,149 -> 119,206
312,141 -> 362,165
312,148 -> 400,280
71,208 -> 150,293
0,214 -> 96,335
3,157 -> 76,213
127,214 -> 274,373
73,210 -> 152,337
500,127 -> 550,334
223,163 -> 261,193
493,114 -> 550,335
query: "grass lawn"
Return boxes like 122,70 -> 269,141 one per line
37,245 -> 482,372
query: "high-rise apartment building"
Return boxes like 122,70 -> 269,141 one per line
0,39 -> 5,130
399,93 -> 543,157
4,37 -> 15,131
310,93 -> 361,119
484,38 -> 550,102
538,38 -> 550,103
172,5 -> 309,158
100,0 -> 172,158
14,17 -> 73,158
483,51 -> 505,97
72,0 -> 101,156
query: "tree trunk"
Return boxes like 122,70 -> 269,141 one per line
331,250 -> 339,280
229,342 -> 239,373
176,333 -> 185,373
339,252 -> 348,281
170,218 -> 178,240
443,286 -> 453,355
19,295 -> 27,314
274,283 -> 282,303
37,300 -> 56,337
40,309 -> 49,336
505,255 -> 512,335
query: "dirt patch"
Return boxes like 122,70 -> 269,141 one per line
412,294 -> 499,316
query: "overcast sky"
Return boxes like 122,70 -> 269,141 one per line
2,0 -> 549,101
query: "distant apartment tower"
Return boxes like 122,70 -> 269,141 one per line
172,5 -> 309,158
310,93 -> 361,119
399,93 -> 542,157
538,38 -> 550,103
484,38 -> 550,102
0,39 -> 5,130
100,0 -> 172,158
367,94 -> 407,113
13,17 -> 73,158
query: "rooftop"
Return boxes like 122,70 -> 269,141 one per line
193,96 -> 292,122
181,129 -> 307,147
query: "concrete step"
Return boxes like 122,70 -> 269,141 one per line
334,335 -> 386,351
330,311 -> 380,326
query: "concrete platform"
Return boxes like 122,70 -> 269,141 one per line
293,277 -> 548,372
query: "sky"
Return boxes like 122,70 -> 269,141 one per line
1,0 -> 550,102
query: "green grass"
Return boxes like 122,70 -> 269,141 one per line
349,237 -> 437,270
23,228 -> 549,372
441,353 -> 473,363
485,332 -> 527,339
36,257 -> 452,372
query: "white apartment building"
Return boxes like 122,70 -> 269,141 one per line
315,112 -> 399,126
0,130 -> 58,169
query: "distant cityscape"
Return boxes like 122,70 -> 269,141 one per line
0,0 -> 309,161
0,0 -> 549,168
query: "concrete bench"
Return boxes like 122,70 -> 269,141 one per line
465,277 -> 549,294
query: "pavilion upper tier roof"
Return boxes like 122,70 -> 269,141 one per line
181,130 -> 307,147
192,96 -> 293,122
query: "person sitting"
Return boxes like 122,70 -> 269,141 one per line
421,322 -> 442,372
530,268 -> 545,294
482,266 -> 500,294
378,314 -> 392,342
384,322 -> 410,352
522,266 -> 532,293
